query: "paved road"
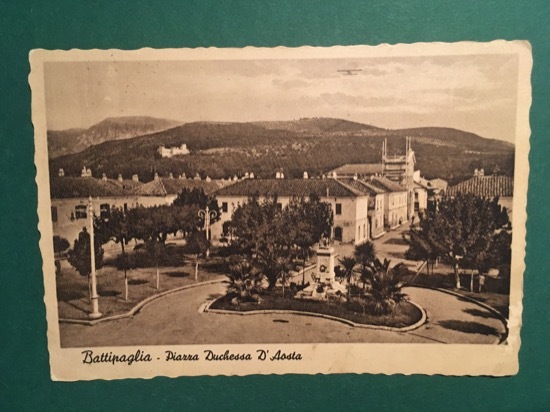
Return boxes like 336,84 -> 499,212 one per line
333,224 -> 421,271
60,283 -> 506,347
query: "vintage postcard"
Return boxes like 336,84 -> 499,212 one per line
30,41 -> 531,380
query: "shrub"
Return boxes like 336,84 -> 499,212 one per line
361,258 -> 408,315
225,259 -> 264,304
53,235 -> 70,257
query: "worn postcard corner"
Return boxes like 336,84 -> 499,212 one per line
30,41 -> 531,381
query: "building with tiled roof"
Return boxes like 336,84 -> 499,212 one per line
49,175 -> 233,244
213,177 -> 371,245
412,170 -> 448,212
214,177 -> 364,198
412,181 -> 428,211
447,175 -> 513,198
50,177 -> 132,198
328,163 -> 384,178
330,137 -> 417,221
366,176 -> 408,229
338,178 -> 386,238
447,174 -> 514,220
160,177 -> 228,196
368,176 -> 406,193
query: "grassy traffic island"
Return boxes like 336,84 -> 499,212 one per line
209,289 -> 423,328
206,255 -> 426,329
56,246 -> 227,321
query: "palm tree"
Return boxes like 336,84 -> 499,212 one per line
338,256 -> 357,302
255,247 -> 281,290
354,241 -> 375,268
225,259 -> 263,303
358,266 -> 371,292
275,255 -> 294,298
362,258 -> 408,315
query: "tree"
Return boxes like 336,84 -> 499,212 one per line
53,235 -> 70,258
354,242 -> 376,290
490,197 -> 511,229
230,196 -> 284,255
146,239 -> 165,290
338,256 -> 357,302
354,241 -> 376,268
361,258 -> 408,315
224,258 -> 263,304
406,193 -> 504,289
229,194 -> 333,290
95,207 -> 134,300
256,247 -> 282,290
283,198 -> 314,284
186,230 -> 210,280
403,227 -> 439,276
67,227 -> 104,302
172,204 -> 201,239
274,254 -> 294,299
173,187 -> 220,231
128,205 -> 179,246
284,195 -> 334,284
127,205 -> 177,290
490,230 -> 512,293
303,193 -> 334,241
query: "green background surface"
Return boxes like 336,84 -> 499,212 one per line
1,1 -> 549,410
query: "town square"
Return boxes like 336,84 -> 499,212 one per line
52,136 -> 511,347
30,42 -> 530,378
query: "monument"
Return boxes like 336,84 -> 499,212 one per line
295,243 -> 345,300
315,246 -> 336,283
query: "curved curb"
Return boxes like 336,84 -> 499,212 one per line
407,285 -> 509,344
59,279 -> 225,326
202,297 -> 427,332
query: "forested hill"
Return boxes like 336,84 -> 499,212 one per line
47,116 -> 182,158
49,118 -> 514,185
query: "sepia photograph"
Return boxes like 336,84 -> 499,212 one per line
30,41 -> 531,380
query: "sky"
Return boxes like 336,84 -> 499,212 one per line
44,53 -> 519,143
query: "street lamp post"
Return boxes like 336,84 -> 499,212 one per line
88,196 -> 102,319
198,206 -> 217,258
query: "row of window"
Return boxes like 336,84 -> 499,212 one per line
390,193 -> 407,207
218,201 -> 343,215
51,203 -> 125,223
49,196 -> 405,230
54,200 -> 347,224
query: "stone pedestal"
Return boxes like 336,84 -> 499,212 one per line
316,246 -> 336,283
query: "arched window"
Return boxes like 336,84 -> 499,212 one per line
334,227 -> 343,241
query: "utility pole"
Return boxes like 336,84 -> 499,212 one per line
88,196 -> 102,319
198,206 -> 217,258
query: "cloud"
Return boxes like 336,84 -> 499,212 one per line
44,53 -> 519,142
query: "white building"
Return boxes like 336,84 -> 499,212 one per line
157,143 -> 190,158
211,177 -> 371,245
49,175 -> 231,244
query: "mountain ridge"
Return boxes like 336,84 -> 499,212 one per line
48,116 -> 183,158
49,117 -> 514,185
